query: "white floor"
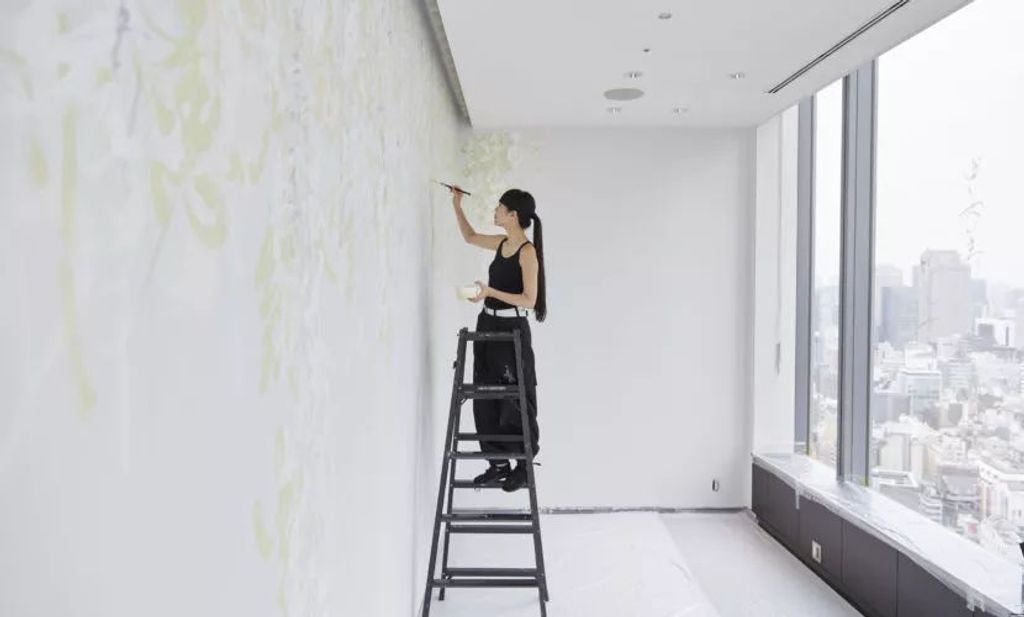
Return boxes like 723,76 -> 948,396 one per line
663,512 -> 863,617
425,511 -> 861,617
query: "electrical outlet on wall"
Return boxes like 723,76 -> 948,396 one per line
811,540 -> 822,564
711,479 -> 720,492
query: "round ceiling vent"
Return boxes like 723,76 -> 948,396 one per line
604,88 -> 645,101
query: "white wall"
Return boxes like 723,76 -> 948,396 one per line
431,128 -> 756,509
751,107 -> 800,458
0,2 -> 463,616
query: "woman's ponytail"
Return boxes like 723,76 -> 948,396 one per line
532,213 -> 547,322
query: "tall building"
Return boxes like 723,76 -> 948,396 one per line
874,417 -> 934,479
897,368 -> 942,414
941,357 -> 975,397
880,286 -> 918,349
914,251 -> 973,344
872,390 -> 911,425
875,265 -> 904,340
978,457 -> 1024,525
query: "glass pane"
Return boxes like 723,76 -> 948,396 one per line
809,79 -> 844,468
870,0 -> 1024,565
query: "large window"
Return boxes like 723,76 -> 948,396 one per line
868,0 -> 1024,565
809,80 -> 844,468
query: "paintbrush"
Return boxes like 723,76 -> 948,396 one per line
434,180 -> 472,196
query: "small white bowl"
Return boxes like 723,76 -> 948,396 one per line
456,284 -> 481,301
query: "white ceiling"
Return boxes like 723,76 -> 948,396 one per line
434,0 -> 973,127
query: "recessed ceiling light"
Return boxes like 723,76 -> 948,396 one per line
672,107 -> 689,115
730,72 -> 747,80
658,12 -> 673,20
625,70 -> 643,79
607,107 -> 622,114
604,87 -> 645,101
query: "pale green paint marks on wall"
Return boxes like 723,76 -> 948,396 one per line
251,501 -> 275,560
28,138 -> 47,188
59,259 -> 97,417
0,47 -> 33,98
139,0 -> 237,251
460,131 -> 532,227
188,174 -> 227,248
56,105 -> 95,417
95,66 -> 112,86
1,0 -> 464,613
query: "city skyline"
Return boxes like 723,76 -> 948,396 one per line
812,0 -> 1024,291
809,0 -> 1024,565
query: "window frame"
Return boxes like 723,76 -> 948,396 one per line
796,61 -> 878,484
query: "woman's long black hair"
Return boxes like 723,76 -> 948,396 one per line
499,189 -> 547,322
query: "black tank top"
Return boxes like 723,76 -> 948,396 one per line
485,239 -> 530,310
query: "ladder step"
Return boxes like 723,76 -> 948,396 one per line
462,332 -> 518,342
444,511 -> 532,523
446,567 -> 538,578
460,384 -> 522,399
432,578 -> 538,588
448,524 -> 534,534
455,432 -> 525,442
451,480 -> 533,490
451,451 -> 529,460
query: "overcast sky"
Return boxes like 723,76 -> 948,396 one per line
814,0 -> 1024,295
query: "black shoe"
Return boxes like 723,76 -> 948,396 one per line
501,463 -> 529,493
473,462 -> 511,485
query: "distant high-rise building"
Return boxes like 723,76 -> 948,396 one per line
935,336 -> 967,360
897,368 -> 942,414
914,251 -> 973,343
871,390 -> 910,425
978,457 -> 1024,524
874,417 -> 933,479
937,401 -> 966,428
874,265 -> 904,340
940,358 -> 974,398
880,286 -> 918,349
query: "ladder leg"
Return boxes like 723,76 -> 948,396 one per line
526,442 -> 550,603
513,331 -> 550,607
438,406 -> 463,601
421,331 -> 469,616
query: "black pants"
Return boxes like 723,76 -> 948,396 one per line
473,311 -> 540,464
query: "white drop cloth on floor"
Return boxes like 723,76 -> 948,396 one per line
426,512 -> 720,617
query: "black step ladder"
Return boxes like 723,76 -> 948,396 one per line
421,328 -> 549,616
